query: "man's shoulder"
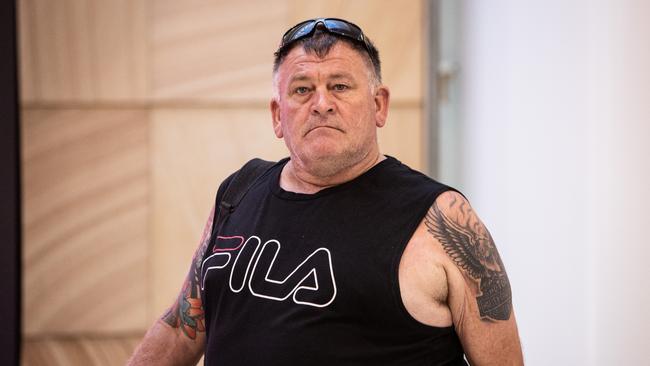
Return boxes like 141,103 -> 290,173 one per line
216,157 -> 281,200
219,157 -> 282,186
382,155 -> 458,196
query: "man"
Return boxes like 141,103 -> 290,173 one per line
129,18 -> 523,365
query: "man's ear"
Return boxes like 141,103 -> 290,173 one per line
270,98 -> 283,138
374,85 -> 390,128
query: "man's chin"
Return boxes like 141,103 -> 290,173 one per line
294,148 -> 361,177
302,144 -> 346,161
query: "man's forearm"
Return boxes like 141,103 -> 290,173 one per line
128,319 -> 203,366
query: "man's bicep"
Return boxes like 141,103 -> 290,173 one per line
161,204 -> 215,343
424,191 -> 523,364
425,191 -> 512,321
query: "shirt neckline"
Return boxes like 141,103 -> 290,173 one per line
269,156 -> 399,201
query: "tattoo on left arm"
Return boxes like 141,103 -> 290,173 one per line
424,194 -> 512,321
161,206 -> 215,340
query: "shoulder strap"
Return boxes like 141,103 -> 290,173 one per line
211,158 -> 276,237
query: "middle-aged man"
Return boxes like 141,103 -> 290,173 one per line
129,18 -> 523,365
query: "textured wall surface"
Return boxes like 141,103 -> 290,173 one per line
22,109 -> 149,335
19,1 -> 427,364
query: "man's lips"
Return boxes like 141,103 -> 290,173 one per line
304,125 -> 343,136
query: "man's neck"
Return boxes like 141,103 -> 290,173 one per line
279,152 -> 385,194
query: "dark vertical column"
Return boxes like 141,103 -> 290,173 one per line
0,0 -> 21,365
425,0 -> 440,177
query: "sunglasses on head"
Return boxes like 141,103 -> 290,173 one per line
279,18 -> 372,54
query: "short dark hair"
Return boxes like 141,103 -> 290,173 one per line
273,29 -> 382,83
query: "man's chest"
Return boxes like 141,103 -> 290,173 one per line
200,227 -> 395,316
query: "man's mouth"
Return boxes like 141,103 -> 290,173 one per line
304,125 -> 342,136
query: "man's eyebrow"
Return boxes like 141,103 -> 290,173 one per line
288,74 -> 311,84
329,72 -> 355,80
287,72 -> 356,85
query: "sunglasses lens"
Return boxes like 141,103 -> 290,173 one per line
282,20 -> 316,45
322,19 -> 362,40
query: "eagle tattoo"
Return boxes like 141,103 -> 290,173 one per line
425,197 -> 512,321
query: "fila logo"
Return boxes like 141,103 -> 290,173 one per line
201,235 -> 337,308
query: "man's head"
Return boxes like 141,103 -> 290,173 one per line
270,18 -> 390,178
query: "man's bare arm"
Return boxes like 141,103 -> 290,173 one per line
425,191 -> 523,365
128,205 -> 215,365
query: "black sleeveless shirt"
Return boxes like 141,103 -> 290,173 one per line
200,156 -> 467,365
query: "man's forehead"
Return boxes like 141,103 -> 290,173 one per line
279,42 -> 368,73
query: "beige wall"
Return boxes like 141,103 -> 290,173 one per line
19,1 -> 427,364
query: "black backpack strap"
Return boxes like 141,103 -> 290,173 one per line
211,158 -> 276,239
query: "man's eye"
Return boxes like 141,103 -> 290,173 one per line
333,84 -> 349,91
295,86 -> 310,94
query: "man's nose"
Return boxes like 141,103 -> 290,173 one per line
311,89 -> 335,115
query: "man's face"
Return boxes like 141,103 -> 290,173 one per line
270,42 -> 389,176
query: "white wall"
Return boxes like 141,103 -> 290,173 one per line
454,1 -> 650,364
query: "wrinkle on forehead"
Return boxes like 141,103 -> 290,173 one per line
282,49 -> 361,78
285,52 -> 349,66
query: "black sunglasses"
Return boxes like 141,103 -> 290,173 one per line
279,18 -> 372,54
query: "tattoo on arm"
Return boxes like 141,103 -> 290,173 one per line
161,205 -> 215,339
424,194 -> 512,321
